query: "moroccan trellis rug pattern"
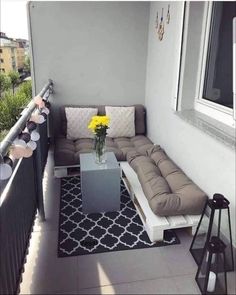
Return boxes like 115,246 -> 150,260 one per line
58,176 -> 180,257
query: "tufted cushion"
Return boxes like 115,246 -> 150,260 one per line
128,146 -> 208,216
105,106 -> 135,138
59,104 -> 146,137
65,107 -> 98,140
54,135 -> 153,166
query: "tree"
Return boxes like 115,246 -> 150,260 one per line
0,80 -> 32,132
24,55 -> 31,74
8,70 -> 20,94
0,73 -> 11,98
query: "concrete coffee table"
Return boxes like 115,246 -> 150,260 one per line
80,152 -> 121,214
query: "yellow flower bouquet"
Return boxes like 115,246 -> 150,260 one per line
88,116 -> 110,164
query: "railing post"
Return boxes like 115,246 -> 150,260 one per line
33,144 -> 45,221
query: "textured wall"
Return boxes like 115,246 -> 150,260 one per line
29,1 -> 150,133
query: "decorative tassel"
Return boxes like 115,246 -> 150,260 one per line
166,5 -> 170,24
158,8 -> 165,41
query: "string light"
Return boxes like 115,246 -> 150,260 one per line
41,107 -> 50,115
19,132 -> 31,144
22,147 -> 33,158
0,156 -> 13,180
27,140 -> 37,151
0,88 -> 52,180
30,130 -> 40,141
34,95 -> 45,108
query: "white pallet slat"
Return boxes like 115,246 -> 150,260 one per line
184,214 -> 201,225
121,162 -> 169,228
120,162 -> 201,242
167,215 -> 188,227
54,165 -> 80,178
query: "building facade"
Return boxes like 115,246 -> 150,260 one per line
0,32 -> 29,74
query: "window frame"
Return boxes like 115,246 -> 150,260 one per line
195,2 -> 235,128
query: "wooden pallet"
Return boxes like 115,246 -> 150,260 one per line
120,162 -> 201,242
54,165 -> 80,178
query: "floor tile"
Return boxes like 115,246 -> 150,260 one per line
227,271 -> 236,295
173,274 -> 201,294
160,241 -> 198,276
20,231 -> 77,294
77,247 -> 171,290
78,277 -> 179,294
174,228 -> 196,249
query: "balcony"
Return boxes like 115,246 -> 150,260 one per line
0,1 -> 236,294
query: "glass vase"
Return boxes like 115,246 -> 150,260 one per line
94,135 -> 106,164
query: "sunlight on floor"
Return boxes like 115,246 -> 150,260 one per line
20,229 -> 42,294
97,262 -> 115,294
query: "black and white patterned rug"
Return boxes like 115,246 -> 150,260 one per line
58,176 -> 180,257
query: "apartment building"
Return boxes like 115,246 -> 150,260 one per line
0,33 -> 29,74
16,38 -> 30,72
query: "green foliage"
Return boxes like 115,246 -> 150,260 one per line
24,55 -> 31,73
8,70 -> 20,94
0,129 -> 9,142
18,81 -> 32,99
0,73 -> 11,97
0,81 -> 32,132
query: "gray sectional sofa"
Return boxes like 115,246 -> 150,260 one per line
54,105 -> 153,166
54,104 -> 207,217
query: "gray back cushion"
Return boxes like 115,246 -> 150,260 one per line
59,104 -> 146,136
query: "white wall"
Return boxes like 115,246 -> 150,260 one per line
28,1 -> 150,132
145,2 -> 236,245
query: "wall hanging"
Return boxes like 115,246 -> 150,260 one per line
158,8 -> 165,41
155,4 -> 171,41
166,4 -> 170,24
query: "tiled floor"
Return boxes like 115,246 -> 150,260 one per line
20,151 -> 236,294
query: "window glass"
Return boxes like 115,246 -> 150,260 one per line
203,2 -> 236,109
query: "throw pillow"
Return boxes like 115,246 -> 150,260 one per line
105,106 -> 135,138
65,107 -> 98,139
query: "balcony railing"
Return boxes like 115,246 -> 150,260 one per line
0,80 -> 53,294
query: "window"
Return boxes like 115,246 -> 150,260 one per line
1,68 -> 5,72
195,2 -> 236,127
0,49 -> 2,53
0,58 -> 4,63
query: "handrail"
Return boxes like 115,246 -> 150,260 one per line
0,79 -> 53,161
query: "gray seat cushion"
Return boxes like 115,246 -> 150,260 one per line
127,145 -> 207,216
54,135 -> 153,166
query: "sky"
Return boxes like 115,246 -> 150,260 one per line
1,0 -> 29,40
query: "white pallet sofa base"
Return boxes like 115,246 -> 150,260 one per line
54,165 -> 80,178
120,162 -> 201,242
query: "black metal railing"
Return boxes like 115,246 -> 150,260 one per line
0,157 -> 37,294
0,80 -> 53,294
